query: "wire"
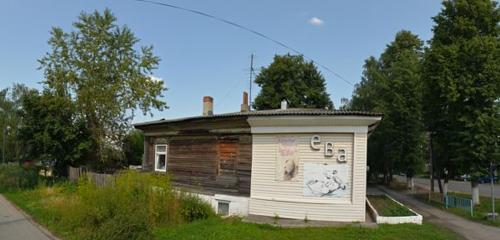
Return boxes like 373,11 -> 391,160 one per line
132,0 -> 354,87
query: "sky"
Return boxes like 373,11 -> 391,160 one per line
0,0 -> 443,123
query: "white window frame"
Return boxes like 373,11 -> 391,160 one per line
155,144 -> 168,172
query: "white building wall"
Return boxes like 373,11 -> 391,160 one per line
249,132 -> 368,222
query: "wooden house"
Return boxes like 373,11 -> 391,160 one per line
134,93 -> 382,221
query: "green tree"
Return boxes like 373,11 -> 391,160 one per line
17,90 -> 91,177
122,130 -> 144,166
422,0 -> 500,205
351,31 -> 426,187
253,54 -> 333,110
38,9 -> 166,165
0,84 -> 31,163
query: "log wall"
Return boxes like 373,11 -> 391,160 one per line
140,117 -> 252,196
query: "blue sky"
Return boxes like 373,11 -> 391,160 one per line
0,0 -> 442,123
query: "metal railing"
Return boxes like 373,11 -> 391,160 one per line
445,194 -> 473,216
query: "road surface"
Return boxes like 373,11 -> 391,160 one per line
378,186 -> 500,240
394,176 -> 500,198
0,194 -> 55,240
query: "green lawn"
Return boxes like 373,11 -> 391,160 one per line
411,191 -> 500,227
368,195 -> 415,216
3,186 -> 463,240
154,217 -> 461,240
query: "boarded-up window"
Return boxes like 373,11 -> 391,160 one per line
218,138 -> 238,174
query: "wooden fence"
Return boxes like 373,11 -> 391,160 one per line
68,166 -> 115,187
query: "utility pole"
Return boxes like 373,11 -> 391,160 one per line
2,126 -> 6,164
249,54 -> 254,110
428,132 -> 433,201
491,162 -> 496,220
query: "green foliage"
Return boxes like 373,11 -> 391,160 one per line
179,193 -> 215,222
17,90 -> 91,177
122,130 -> 145,166
38,9 -> 167,164
253,54 -> 333,110
154,217 -> 461,240
4,171 -> 214,240
0,84 -> 31,163
422,0 -> 500,180
350,31 -> 426,182
0,164 -> 38,191
54,171 -> 178,239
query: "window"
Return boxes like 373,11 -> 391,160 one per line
217,201 -> 230,216
155,144 -> 167,172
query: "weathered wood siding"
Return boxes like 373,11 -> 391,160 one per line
249,132 -> 367,222
140,117 -> 252,196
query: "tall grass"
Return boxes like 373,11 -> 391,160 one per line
15,170 -> 214,240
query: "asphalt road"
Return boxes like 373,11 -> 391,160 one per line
0,194 -> 54,240
394,176 -> 500,199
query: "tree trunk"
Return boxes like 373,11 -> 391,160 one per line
437,174 -> 443,194
471,180 -> 480,205
407,176 -> 414,190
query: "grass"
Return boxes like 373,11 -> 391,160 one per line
412,191 -> 500,227
3,183 -> 74,238
154,217 -> 462,240
2,171 -> 215,240
367,195 -> 415,217
387,179 -> 500,227
3,186 -> 464,240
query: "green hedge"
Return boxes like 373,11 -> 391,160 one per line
0,164 -> 38,191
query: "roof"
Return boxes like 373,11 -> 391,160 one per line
134,108 -> 383,128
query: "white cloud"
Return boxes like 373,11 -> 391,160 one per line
308,17 -> 324,26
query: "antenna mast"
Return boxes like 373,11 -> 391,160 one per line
249,54 -> 254,110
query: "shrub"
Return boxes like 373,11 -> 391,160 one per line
47,171 -> 214,240
179,193 -> 215,222
0,164 -> 38,191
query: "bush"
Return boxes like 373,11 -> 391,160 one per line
179,193 -> 215,222
0,164 -> 38,191
46,171 -> 214,240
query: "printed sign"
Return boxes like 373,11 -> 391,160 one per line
303,163 -> 349,197
276,137 -> 299,181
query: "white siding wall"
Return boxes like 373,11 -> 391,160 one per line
249,132 -> 368,222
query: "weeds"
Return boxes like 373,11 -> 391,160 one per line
8,170 -> 215,240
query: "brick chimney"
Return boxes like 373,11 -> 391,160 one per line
240,91 -> 249,112
203,96 -> 213,116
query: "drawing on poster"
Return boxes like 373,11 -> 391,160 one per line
276,137 -> 299,181
303,163 -> 349,197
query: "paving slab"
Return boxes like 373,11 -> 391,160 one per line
0,194 -> 57,240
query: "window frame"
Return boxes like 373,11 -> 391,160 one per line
154,144 -> 168,172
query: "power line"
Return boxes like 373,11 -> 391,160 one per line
133,0 -> 354,87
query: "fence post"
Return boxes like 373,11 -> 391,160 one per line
470,200 -> 473,217
445,194 -> 448,209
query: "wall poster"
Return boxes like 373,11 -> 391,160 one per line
276,137 -> 299,181
303,163 -> 349,197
